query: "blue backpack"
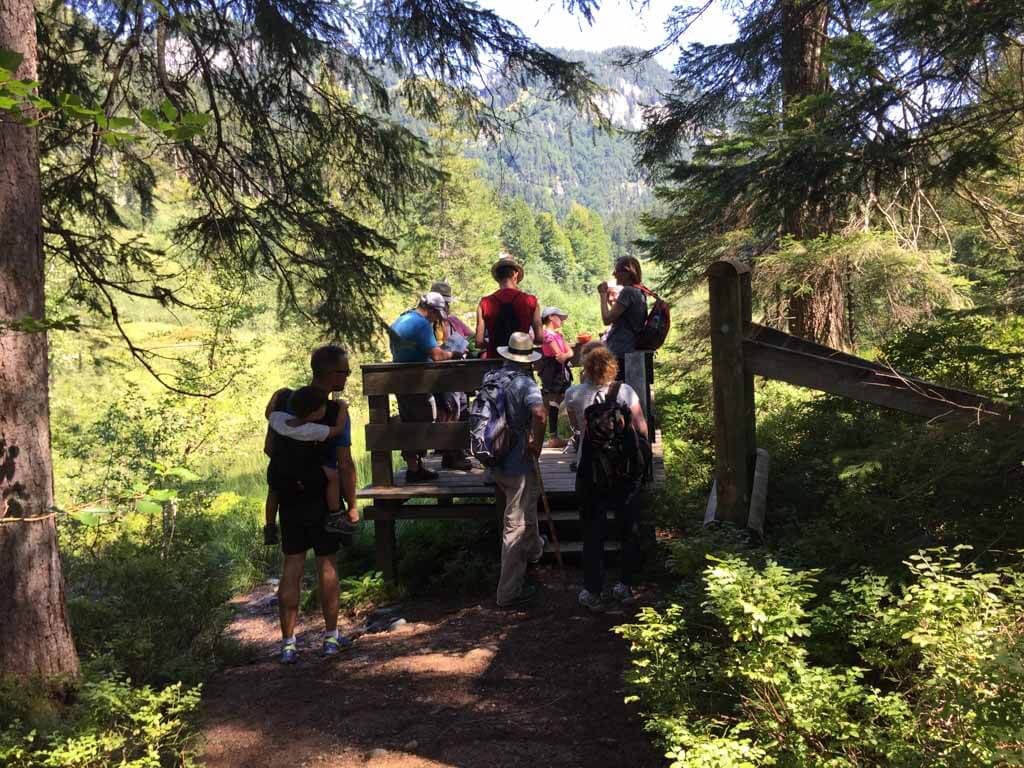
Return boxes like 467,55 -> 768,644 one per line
468,368 -> 521,468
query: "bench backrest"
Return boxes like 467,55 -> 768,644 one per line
362,359 -> 502,486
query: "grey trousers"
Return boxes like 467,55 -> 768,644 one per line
494,468 -> 544,605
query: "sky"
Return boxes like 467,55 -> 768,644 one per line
479,0 -> 737,68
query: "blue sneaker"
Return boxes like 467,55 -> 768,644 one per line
280,641 -> 298,665
321,634 -> 352,657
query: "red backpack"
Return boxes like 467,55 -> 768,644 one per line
635,285 -> 671,351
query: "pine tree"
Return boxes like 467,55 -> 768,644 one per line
396,123 -> 502,300
0,0 -> 79,681
536,211 -> 577,283
501,197 -> 544,270
564,202 -> 613,286
0,0 -> 603,680
637,0 -> 1024,347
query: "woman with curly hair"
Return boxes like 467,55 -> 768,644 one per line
564,344 -> 649,612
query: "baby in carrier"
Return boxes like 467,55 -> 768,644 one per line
264,386 -> 357,544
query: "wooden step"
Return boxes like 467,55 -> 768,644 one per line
544,540 -> 620,554
542,510 -> 625,522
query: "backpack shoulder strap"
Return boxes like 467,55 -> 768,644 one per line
637,283 -> 660,301
608,381 -> 622,405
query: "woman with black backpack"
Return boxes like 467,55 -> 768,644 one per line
565,345 -> 650,612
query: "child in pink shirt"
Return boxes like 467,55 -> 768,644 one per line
539,307 -> 574,445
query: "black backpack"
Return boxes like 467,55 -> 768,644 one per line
490,296 -> 521,352
579,382 -> 649,489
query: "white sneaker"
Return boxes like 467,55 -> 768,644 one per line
611,582 -> 636,604
578,589 -> 607,613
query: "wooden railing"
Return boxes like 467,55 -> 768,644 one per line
706,258 -> 1019,529
361,358 -> 500,579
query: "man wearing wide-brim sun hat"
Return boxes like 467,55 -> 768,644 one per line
488,331 -> 547,608
475,254 -> 542,360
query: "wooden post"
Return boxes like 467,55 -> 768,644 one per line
739,270 -> 756,482
707,259 -> 755,525
624,351 -> 651,429
374,509 -> 398,583
367,393 -> 397,580
367,394 -> 393,487
625,350 -> 655,482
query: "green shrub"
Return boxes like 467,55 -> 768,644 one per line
63,514 -> 235,686
616,549 -> 1024,768
340,570 -> 402,613
207,492 -> 280,591
395,518 -> 499,595
0,671 -> 201,768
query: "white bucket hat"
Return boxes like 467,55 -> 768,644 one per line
497,331 -> 541,363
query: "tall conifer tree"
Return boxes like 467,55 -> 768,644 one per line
0,0 -> 602,680
638,0 -> 1024,347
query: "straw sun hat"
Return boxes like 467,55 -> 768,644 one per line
497,331 -> 541,363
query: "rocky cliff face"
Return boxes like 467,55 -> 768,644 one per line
470,48 -> 671,217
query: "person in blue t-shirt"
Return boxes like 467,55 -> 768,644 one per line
389,292 -> 454,482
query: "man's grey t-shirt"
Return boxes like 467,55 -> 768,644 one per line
605,285 -> 647,357
498,362 -> 544,475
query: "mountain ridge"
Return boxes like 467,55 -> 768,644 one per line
470,47 -> 670,218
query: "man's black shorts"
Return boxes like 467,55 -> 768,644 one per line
279,508 -> 340,557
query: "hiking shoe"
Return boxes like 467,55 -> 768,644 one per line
405,466 -> 439,483
324,512 -> 358,535
280,642 -> 298,665
578,589 -> 608,613
611,582 -> 637,605
321,635 -> 352,658
498,583 -> 538,609
529,535 -> 548,565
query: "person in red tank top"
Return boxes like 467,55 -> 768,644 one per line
475,255 -> 543,359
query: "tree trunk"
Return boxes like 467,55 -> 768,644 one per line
0,0 -> 80,679
780,0 -> 853,349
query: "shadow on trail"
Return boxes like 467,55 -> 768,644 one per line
201,568 -> 660,768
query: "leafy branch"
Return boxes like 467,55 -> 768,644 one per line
0,47 -> 210,146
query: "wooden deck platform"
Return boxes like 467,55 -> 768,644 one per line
357,434 -> 664,510
355,355 -> 660,579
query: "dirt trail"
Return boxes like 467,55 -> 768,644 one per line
200,568 -> 661,768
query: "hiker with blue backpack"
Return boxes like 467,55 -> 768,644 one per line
468,331 -> 548,608
566,344 -> 650,612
